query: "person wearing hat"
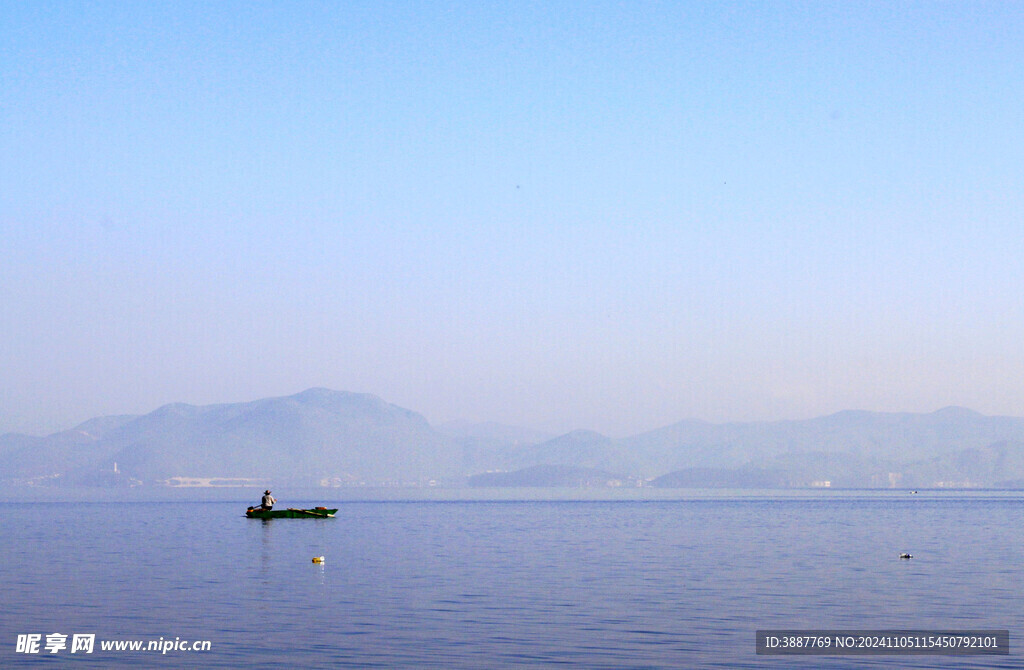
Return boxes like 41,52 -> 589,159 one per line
258,489 -> 276,511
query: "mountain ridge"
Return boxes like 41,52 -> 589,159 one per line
6,393 -> 1024,488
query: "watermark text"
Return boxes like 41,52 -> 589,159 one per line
16,634 -> 211,655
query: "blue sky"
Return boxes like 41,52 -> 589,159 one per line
2,1 -> 1023,437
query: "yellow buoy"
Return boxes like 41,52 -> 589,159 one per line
312,556 -> 325,563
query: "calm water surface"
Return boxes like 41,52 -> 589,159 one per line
2,495 -> 1023,668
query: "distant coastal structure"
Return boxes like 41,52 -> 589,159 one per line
163,477 -> 267,488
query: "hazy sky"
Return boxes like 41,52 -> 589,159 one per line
3,1 -> 1023,437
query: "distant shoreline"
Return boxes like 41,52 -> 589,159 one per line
4,486 -> 1024,504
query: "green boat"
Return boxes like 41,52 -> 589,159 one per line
245,507 -> 337,519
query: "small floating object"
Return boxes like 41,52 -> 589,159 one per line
899,553 -> 912,559
312,556 -> 325,564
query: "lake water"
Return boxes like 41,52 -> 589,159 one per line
2,493 -> 1023,668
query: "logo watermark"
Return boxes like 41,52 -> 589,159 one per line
16,634 -> 211,655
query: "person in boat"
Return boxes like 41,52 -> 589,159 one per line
252,489 -> 276,512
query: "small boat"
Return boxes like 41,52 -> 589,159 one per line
245,506 -> 337,519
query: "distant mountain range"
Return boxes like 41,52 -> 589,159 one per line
5,389 -> 1024,488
